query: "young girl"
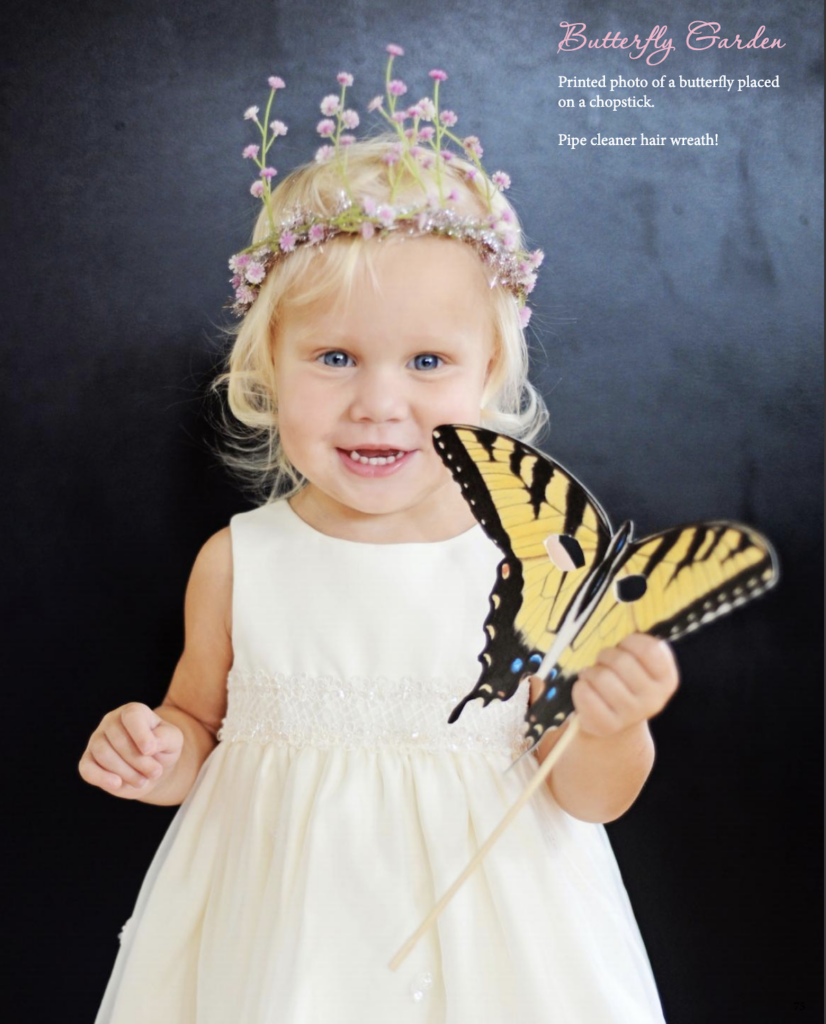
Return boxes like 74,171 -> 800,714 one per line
81,55 -> 679,1023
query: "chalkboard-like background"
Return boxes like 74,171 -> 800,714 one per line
2,0 -> 822,1021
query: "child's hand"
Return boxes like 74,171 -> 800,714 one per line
570,634 -> 680,738
78,703 -> 184,800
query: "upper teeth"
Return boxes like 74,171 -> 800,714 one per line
349,449 -> 405,465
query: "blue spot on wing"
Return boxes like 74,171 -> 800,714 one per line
510,658 -> 524,673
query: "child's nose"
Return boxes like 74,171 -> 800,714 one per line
349,367 -> 409,420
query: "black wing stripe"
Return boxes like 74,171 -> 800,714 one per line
667,526 -> 709,586
639,531 -> 683,579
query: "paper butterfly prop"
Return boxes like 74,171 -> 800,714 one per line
432,424 -> 780,755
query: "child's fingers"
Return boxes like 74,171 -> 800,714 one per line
576,666 -> 637,717
120,703 -> 164,755
592,646 -> 650,696
571,673 -> 622,735
89,727 -> 162,789
106,717 -> 165,777
617,634 -> 680,691
78,745 -> 153,797
77,748 -> 124,792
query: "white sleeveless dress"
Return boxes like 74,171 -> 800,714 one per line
95,497 -> 667,1024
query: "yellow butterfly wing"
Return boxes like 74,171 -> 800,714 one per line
432,424 -> 613,721
525,522 -> 779,744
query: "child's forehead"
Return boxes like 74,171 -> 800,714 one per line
280,236 -> 494,322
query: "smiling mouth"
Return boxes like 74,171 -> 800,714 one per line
339,447 -> 411,465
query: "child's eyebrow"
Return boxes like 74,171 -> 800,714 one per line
323,332 -> 470,349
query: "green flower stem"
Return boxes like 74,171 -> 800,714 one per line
261,88 -> 278,233
377,62 -> 428,203
431,79 -> 445,204
333,83 -> 356,204
441,125 -> 493,212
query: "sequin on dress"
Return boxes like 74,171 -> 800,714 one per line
95,497 -> 667,1024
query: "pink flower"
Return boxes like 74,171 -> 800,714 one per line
268,76 -> 286,90
415,98 -> 436,121
341,109 -> 359,129
269,120 -> 288,136
419,153 -> 435,170
440,150 -> 454,162
360,221 -> 376,240
337,72 -> 354,87
367,95 -> 384,112
308,224 -> 327,243
320,95 -> 340,116
492,170 -> 511,191
404,128 -> 417,140
518,306 -> 532,329
391,111 -> 407,123
521,273 -> 537,294
465,167 -> 479,181
382,148 -> 401,166
230,254 -> 251,270
439,110 -> 457,127
316,118 -> 336,137
463,136 -> 483,157
388,80 -> 408,96
235,285 -> 256,304
418,126 -> 435,141
250,181 -> 265,198
260,166 -> 277,179
447,188 -> 459,202
315,145 -> 335,163
242,144 -> 260,159
280,231 -> 298,252
429,69 -> 448,81
386,44 -> 405,57
245,262 -> 266,284
500,231 -> 517,250
376,204 -> 395,226
529,249 -> 545,267
230,274 -> 242,288
339,134 -> 356,146
500,208 -> 514,223
361,197 -> 377,215
243,106 -> 260,121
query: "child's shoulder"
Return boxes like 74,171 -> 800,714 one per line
187,527 -> 233,624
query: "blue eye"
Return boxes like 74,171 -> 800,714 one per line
411,354 -> 442,371
320,350 -> 352,367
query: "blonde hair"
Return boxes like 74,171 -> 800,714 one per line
209,131 -> 549,504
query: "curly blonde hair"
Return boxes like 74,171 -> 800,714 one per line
209,131 -> 549,504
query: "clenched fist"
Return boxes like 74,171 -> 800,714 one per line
78,702 -> 184,800
571,634 -> 680,738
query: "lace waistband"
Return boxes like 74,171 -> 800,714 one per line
217,668 -> 532,757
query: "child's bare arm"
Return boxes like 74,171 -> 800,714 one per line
531,634 -> 679,823
78,527 -> 234,807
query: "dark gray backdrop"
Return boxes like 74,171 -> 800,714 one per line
3,0 -> 822,1021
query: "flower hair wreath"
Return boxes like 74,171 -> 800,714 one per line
227,44 -> 544,328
